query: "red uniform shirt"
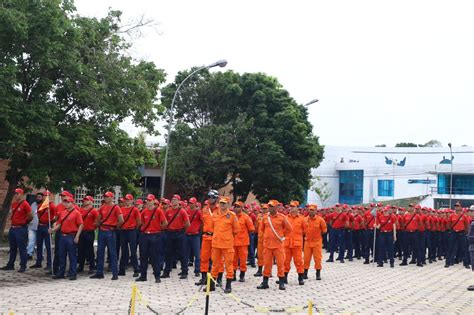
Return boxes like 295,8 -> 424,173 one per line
59,209 -> 83,234
346,213 -> 354,229
186,209 -> 202,235
37,202 -> 56,224
425,215 -> 433,231
55,203 -> 66,220
404,213 -> 420,232
140,207 -> 166,233
120,206 -> 141,230
364,210 -> 376,229
449,213 -> 469,232
165,207 -> 189,231
331,212 -> 348,229
377,213 -> 396,232
98,204 -> 122,231
417,214 -> 426,232
80,207 -> 99,231
11,200 -> 32,226
353,214 -> 363,230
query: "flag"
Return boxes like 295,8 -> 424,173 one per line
370,207 -> 377,217
38,193 -> 50,212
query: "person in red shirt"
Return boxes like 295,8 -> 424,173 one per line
352,207 -> 364,260
327,205 -> 348,263
414,205 -> 427,266
90,191 -> 123,280
184,197 -> 203,277
117,194 -> 141,277
136,194 -> 168,282
162,194 -> 190,279
77,196 -> 99,274
1,188 -> 32,272
49,196 -> 83,280
446,202 -> 470,268
362,204 -> 378,264
31,191 -> 56,270
375,206 -> 397,267
344,205 -> 354,261
51,190 -> 74,274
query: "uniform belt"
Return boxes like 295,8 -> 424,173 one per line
38,223 -> 50,226
121,228 -> 136,231
407,230 -> 416,233
203,232 -> 213,236
186,233 -> 200,236
454,230 -> 464,233
83,229 -> 96,232
168,229 -> 184,233
61,233 -> 76,236
142,231 -> 161,235
11,225 -> 27,228
380,231 -> 393,233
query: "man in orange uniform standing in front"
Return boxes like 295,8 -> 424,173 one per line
284,200 -> 307,285
257,200 -> 292,290
209,197 -> 240,293
254,204 -> 269,277
303,204 -> 327,280
232,201 -> 255,282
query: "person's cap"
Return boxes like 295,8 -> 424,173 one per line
377,202 -> 383,207
60,191 -> 73,198
65,196 -> 75,203
146,194 -> 156,201
103,191 -> 114,198
409,203 -> 414,207
342,204 -> 348,209
261,204 -> 269,209
268,200 -> 279,207
172,194 -> 181,201
135,199 -> 144,205
14,188 -> 24,194
289,200 -> 300,207
454,201 -> 462,207
391,205 -> 397,209
234,201 -> 244,207
414,205 -> 421,209
189,197 -> 197,204
308,204 -> 317,210
162,198 -> 171,205
125,194 -> 134,200
207,190 -> 219,199
335,203 -> 341,207
219,197 -> 230,204
83,196 -> 94,202
119,197 -> 125,203
370,202 -> 375,207
469,205 -> 474,211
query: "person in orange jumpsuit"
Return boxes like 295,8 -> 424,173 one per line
253,203 -> 269,277
195,190 -> 220,286
304,204 -> 327,280
257,199 -> 292,290
284,200 -> 307,285
209,196 -> 240,293
232,201 -> 255,282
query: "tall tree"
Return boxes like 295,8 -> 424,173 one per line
0,0 -> 165,233
395,142 -> 418,147
161,70 -> 324,203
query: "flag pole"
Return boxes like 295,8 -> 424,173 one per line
372,214 -> 377,267
46,190 -> 54,276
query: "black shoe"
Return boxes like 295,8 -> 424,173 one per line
216,273 -> 223,287
409,260 -> 416,264
179,273 -> 188,279
298,273 -> 304,285
195,272 -> 207,285
194,272 -> 200,277
88,269 -> 96,275
111,275 -> 118,280
118,270 -> 126,276
348,258 -> 353,262
90,274 -> 104,279
30,263 -> 42,269
468,285 -> 474,291
326,258 -> 334,263
133,271 -> 140,277
44,266 -> 51,271
188,262 -> 193,267
254,266 -> 263,277
224,279 -> 232,293
161,272 -> 170,278
340,260 -> 345,263
422,261 -> 426,265
432,259 -> 437,262
69,275 -> 77,281
136,276 -> 147,282
400,261 -> 408,266
316,269 -> 321,281
27,255 -> 33,260
239,271 -> 245,282
417,263 -> 423,267
76,268 -> 84,273
233,273 -> 237,281
444,264 -> 449,268
18,267 -> 26,273
363,260 -> 369,265
465,265 -> 471,269
155,278 -> 161,283
278,277 -> 286,290
303,269 -> 308,280
250,264 -> 256,268
1,265 -> 14,271
377,263 -> 383,267
202,279 -> 215,292
52,274 -> 65,279
390,263 -> 394,268
257,277 -> 269,289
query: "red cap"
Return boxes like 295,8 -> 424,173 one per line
342,204 -> 348,209
414,205 -> 421,209
196,202 -> 202,208
135,199 -> 144,205
60,191 -> 73,198
377,202 -> 383,207
172,194 -> 181,201
64,196 -> 74,203
162,199 -> 171,205
83,196 -> 94,202
125,194 -> 134,200
119,197 -> 125,203
146,194 -> 155,201
103,191 -> 114,198
189,197 -> 197,204
14,188 -> 24,195
370,203 -> 375,207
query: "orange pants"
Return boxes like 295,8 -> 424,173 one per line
200,239 -> 212,272
257,240 -> 264,267
263,247 -> 285,277
211,247 -> 234,279
233,246 -> 249,272
304,241 -> 323,270
284,246 -> 304,273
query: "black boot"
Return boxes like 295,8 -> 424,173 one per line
254,266 -> 263,277
216,272 -> 223,287
239,271 -> 245,282
363,258 -> 369,264
257,276 -> 269,289
298,273 -> 304,285
316,269 -> 321,280
303,269 -> 308,280
400,260 -> 408,266
233,273 -> 237,281
195,272 -> 207,285
203,279 -> 215,292
276,272 -> 288,284
224,279 -> 232,293
278,277 -> 286,290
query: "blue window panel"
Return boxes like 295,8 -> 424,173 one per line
339,170 -> 363,205
437,174 -> 474,195
378,180 -> 394,197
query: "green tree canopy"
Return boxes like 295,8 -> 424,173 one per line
395,142 -> 418,147
161,69 -> 324,203
0,0 -> 165,233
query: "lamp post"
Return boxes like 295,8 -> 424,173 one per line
392,159 -> 397,202
304,99 -> 319,107
448,143 -> 453,209
160,60 -> 228,198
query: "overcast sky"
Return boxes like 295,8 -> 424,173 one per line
74,0 -> 474,148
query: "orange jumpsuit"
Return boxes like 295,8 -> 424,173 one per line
233,212 -> 255,272
210,209 -> 240,280
260,212 -> 292,278
304,215 -> 327,270
256,213 -> 266,267
200,204 -> 220,273
284,214 -> 307,273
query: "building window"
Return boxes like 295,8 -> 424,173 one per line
339,170 -> 363,205
378,180 -> 394,197
438,174 -> 474,195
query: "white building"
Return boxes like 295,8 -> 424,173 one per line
307,146 -> 474,209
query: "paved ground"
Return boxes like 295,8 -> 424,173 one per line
1,252 -> 473,315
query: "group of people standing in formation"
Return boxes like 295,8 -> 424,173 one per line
2,188 -> 473,294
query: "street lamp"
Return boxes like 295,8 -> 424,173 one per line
304,99 -> 319,107
160,60 -> 228,198
448,143 -> 453,208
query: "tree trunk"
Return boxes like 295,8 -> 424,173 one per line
0,166 -> 19,239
